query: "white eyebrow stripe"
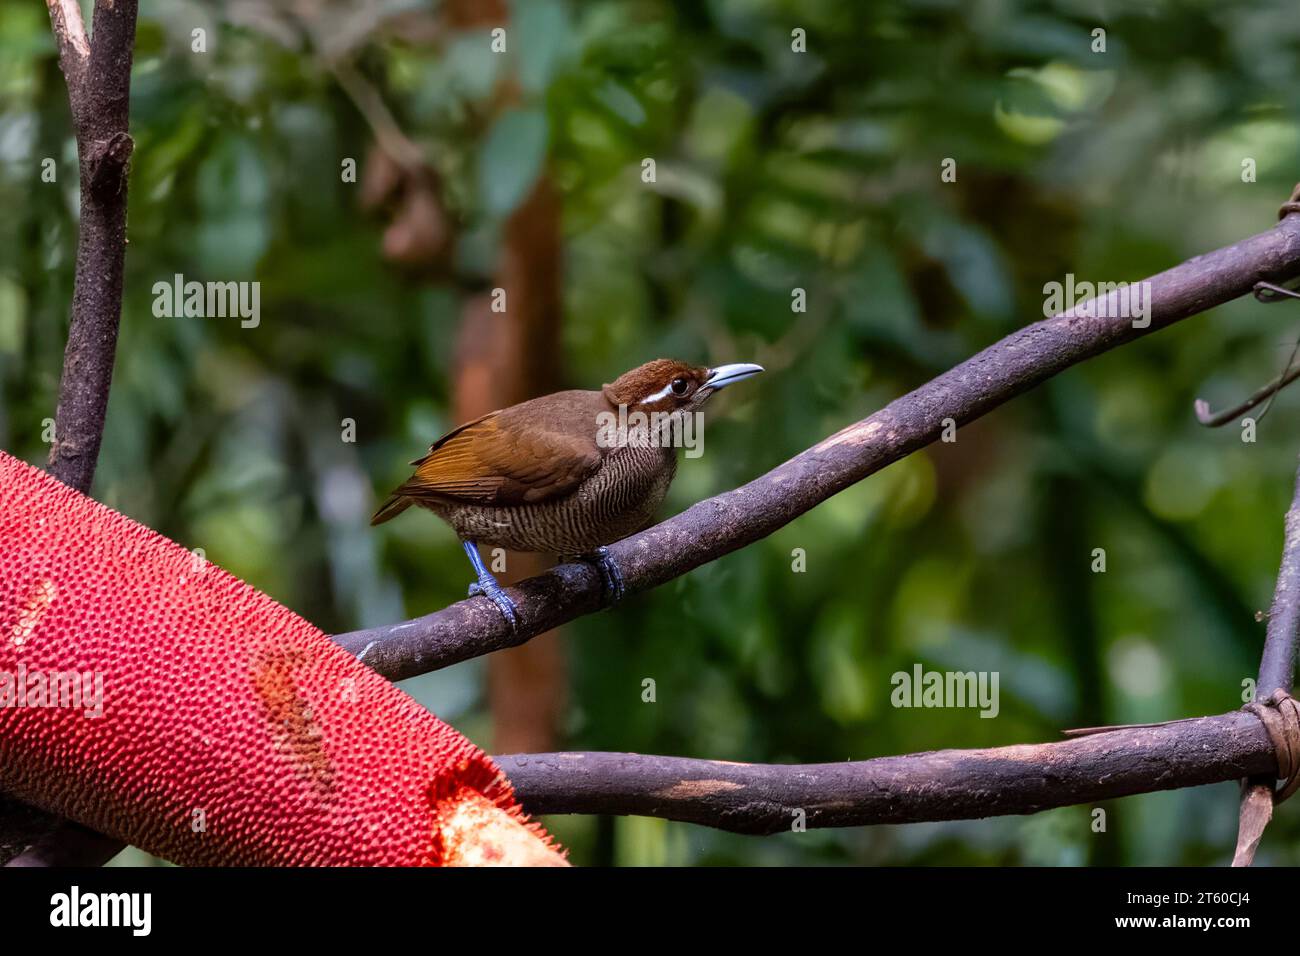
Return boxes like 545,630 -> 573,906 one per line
636,382 -> 678,404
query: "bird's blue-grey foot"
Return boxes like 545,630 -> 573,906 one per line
462,540 -> 518,630
582,545 -> 625,606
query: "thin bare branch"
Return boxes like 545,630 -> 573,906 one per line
331,61 -> 427,172
1194,362 -> 1300,427
1194,283 -> 1300,426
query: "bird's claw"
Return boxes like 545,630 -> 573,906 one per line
586,546 -> 625,607
468,577 -> 519,631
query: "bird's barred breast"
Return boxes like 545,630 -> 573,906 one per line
429,444 -> 677,554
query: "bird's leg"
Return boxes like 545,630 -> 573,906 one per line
580,545 -> 625,607
462,540 -> 518,630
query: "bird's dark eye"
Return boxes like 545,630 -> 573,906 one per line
670,377 -> 690,396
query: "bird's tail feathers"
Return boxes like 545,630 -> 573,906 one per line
370,493 -> 413,526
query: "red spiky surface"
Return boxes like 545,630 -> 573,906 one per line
0,450 -> 561,866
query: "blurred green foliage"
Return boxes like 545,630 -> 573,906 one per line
4,0 -> 1300,866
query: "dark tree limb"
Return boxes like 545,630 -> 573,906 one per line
1257,491 -> 1300,698
1,0 -> 141,869
5,823 -> 134,868
45,0 -> 138,493
337,210 -> 1300,681
1233,450 -> 1300,866
497,710 -> 1277,835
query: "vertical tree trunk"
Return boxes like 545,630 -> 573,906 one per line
438,0 -> 569,753
454,176 -> 568,753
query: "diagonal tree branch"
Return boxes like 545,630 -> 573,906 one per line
337,209 -> 1300,681
497,710 -> 1276,835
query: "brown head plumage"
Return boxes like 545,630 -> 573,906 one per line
602,359 -> 712,415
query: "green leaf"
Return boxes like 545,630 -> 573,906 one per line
478,108 -> 549,217
515,0 -> 573,94
443,31 -> 506,102
195,136 -> 270,275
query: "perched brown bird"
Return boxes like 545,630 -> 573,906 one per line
372,358 -> 764,627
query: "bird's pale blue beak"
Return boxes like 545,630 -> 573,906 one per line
704,363 -> 765,390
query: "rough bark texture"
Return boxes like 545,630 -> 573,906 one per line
337,215 -> 1300,680
45,0 -> 138,492
1233,452 -> 1300,865
1257,485 -> 1300,697
498,711 -> 1276,835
